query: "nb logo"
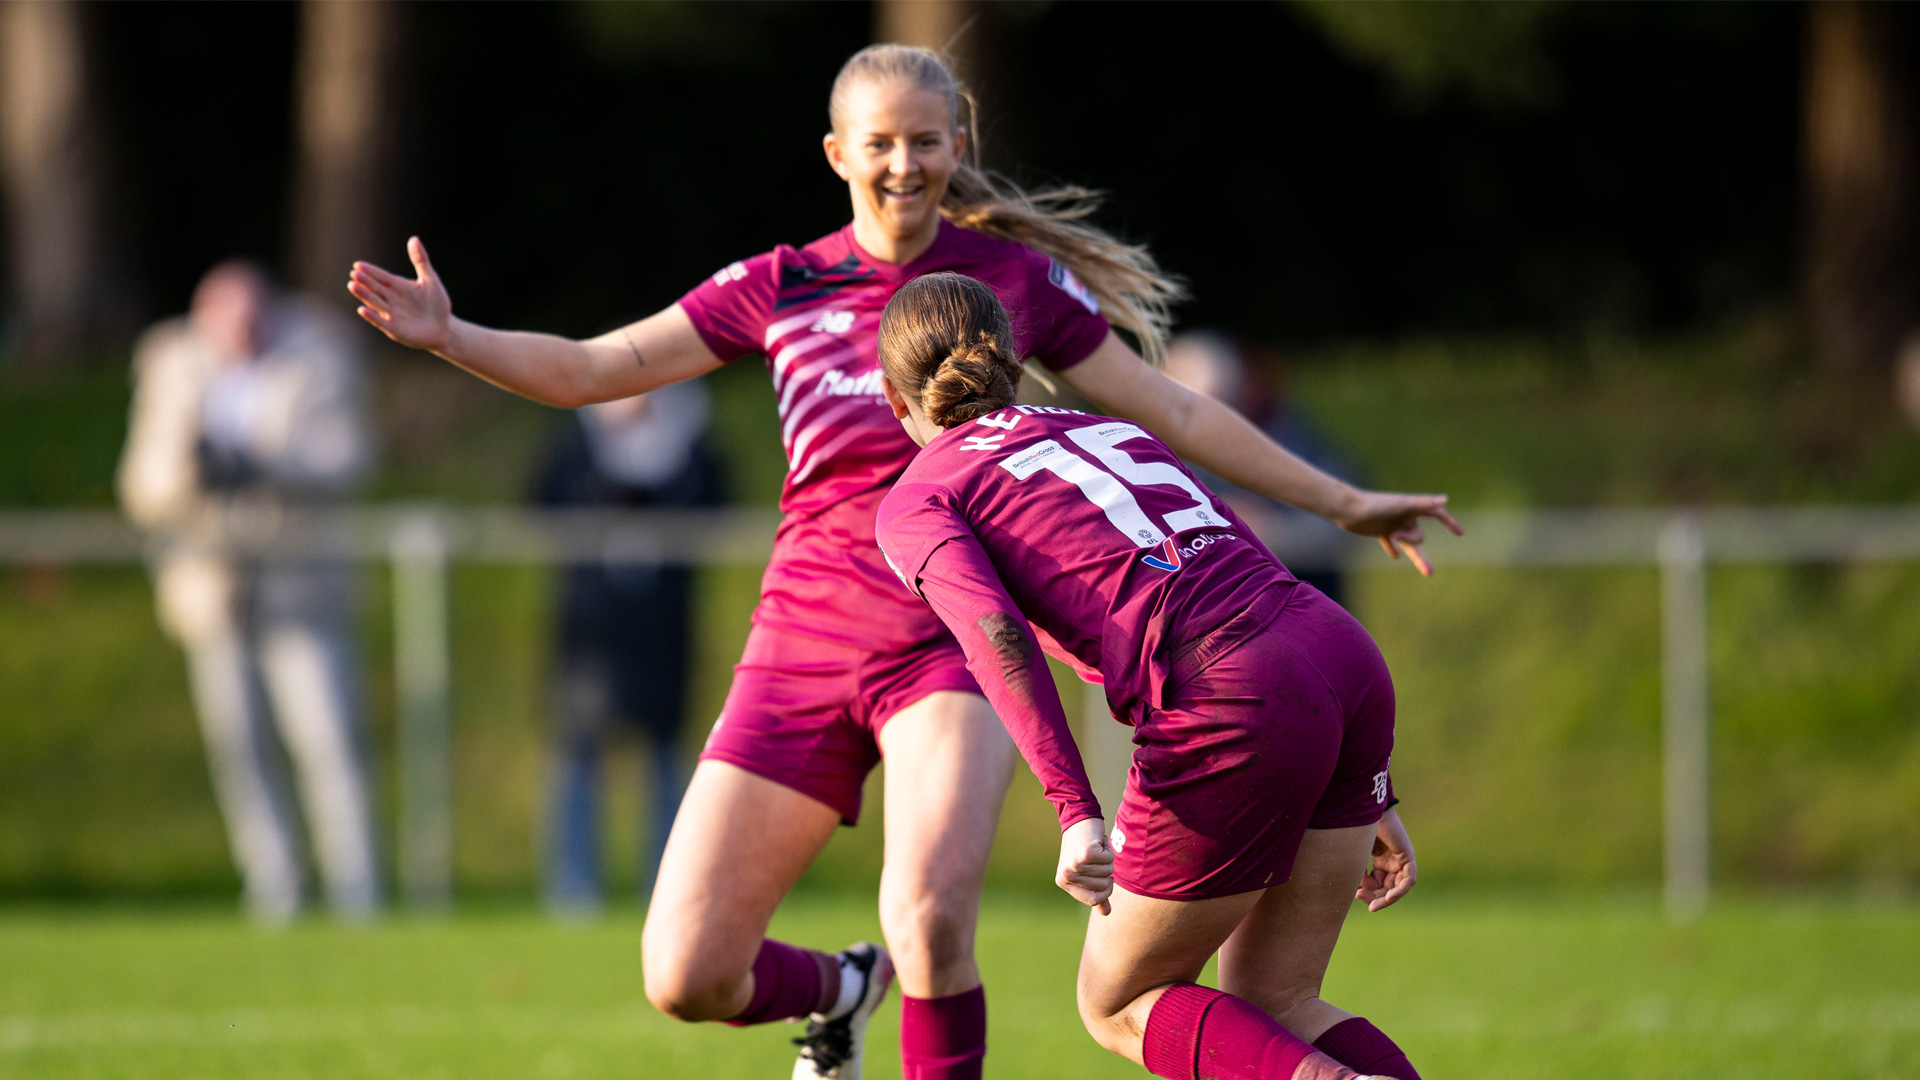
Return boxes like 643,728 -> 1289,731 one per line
809,311 -> 855,334
1372,770 -> 1390,804
711,261 -> 747,287
961,434 -> 1006,452
1109,827 -> 1126,854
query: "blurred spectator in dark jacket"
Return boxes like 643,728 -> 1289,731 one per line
533,378 -> 723,915
1163,330 -> 1365,610
117,259 -> 380,923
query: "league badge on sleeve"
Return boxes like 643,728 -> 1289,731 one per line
1048,261 -> 1101,315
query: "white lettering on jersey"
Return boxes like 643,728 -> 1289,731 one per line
974,411 -> 1022,431
711,261 -> 747,287
809,310 -> 855,334
1174,532 -> 1240,559
960,433 -> 1006,452
1048,260 -> 1101,314
1066,422 -> 1221,533
815,369 -> 884,397
1001,440 -> 1167,547
1013,405 -> 1086,416
1000,440 -> 1070,476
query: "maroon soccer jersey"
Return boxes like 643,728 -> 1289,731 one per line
677,221 -> 1111,651
876,407 -> 1298,828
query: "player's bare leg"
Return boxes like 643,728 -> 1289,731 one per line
1077,885 -> 1369,1080
876,690 -> 1017,1079
876,690 -> 1016,997
641,760 -> 841,1021
1219,824 -> 1423,1079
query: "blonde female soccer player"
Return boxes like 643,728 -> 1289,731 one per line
349,45 -> 1452,1080
873,274 -> 1428,1080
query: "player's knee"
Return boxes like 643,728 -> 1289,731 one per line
1074,991 -> 1133,1055
641,929 -> 742,1022
880,890 -> 974,979
642,964 -> 741,1023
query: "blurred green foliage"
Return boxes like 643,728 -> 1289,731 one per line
1,329 -> 1918,898
1291,0 -> 1564,110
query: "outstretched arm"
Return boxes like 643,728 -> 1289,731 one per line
1056,332 -> 1462,574
347,237 -> 724,408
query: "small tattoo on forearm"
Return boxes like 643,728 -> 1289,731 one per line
624,329 -> 645,367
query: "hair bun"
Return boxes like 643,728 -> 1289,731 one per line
923,334 -> 1019,426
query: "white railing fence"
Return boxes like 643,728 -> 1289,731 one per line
5,504 -> 1920,918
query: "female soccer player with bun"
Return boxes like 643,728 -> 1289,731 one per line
349,44 -> 1452,1080
873,273 -> 1426,1080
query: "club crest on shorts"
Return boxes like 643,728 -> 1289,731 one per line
1140,537 -> 1182,573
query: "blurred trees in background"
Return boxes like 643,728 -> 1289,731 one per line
0,0 -> 1865,364
0,1 -> 132,363
287,0 -> 402,299
1802,0 -> 1920,377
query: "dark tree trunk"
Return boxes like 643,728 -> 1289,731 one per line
287,0 -> 399,301
1804,0 -> 1918,375
0,0 -> 126,365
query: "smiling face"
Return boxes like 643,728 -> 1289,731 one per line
824,81 -> 966,260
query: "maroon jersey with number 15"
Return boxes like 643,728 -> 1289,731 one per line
875,406 -> 1297,828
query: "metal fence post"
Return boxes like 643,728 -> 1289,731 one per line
1658,514 -> 1711,921
391,510 -> 452,910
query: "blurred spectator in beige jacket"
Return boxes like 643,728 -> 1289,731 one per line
117,259 -> 381,922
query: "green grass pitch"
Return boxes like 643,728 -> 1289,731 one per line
1,892 -> 1914,1079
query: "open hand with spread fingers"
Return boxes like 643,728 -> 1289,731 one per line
1333,491 -> 1463,577
1057,816 -> 1116,915
348,236 -> 454,353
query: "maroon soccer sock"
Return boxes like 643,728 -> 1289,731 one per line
1141,983 -> 1360,1080
900,985 -> 987,1080
1312,1018 -> 1422,1080
726,939 -> 840,1025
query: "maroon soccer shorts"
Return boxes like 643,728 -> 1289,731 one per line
1111,584 -> 1397,900
699,622 -> 982,824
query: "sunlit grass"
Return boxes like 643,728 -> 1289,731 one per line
1,893 -> 1914,1079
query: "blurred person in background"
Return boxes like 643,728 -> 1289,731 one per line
532,379 -> 723,915
117,259 -> 381,923
1164,331 -> 1367,611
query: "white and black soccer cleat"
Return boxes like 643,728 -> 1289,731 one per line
790,942 -> 894,1080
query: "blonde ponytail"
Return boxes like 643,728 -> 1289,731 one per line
831,45 -> 1187,362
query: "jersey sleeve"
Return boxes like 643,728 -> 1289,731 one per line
877,485 -> 1103,831
675,250 -> 780,363
1022,249 -> 1113,373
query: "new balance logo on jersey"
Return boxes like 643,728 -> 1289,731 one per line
1373,769 -> 1390,804
815,369 -> 883,397
961,433 -> 1006,452
711,261 -> 748,287
1140,537 -> 1183,573
809,310 -> 855,334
